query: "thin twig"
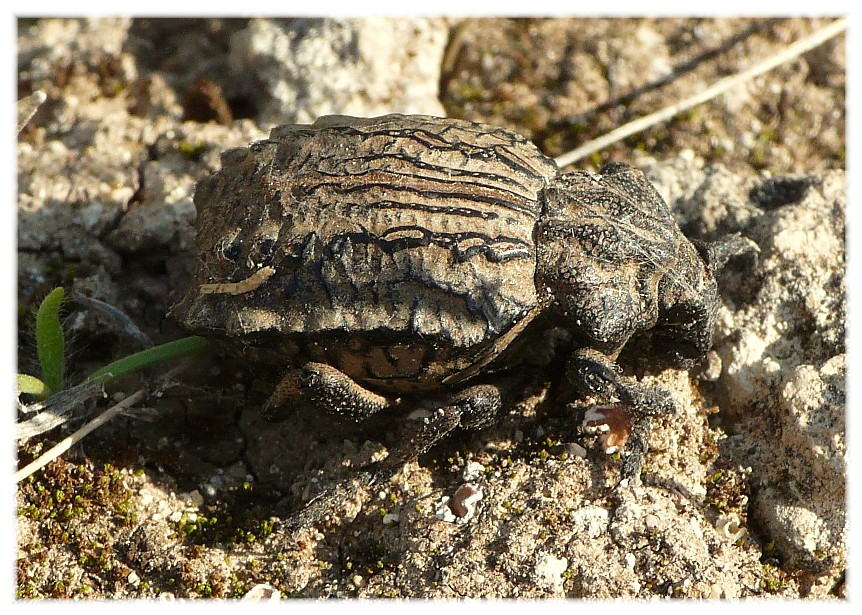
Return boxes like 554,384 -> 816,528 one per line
554,17 -> 847,169
15,389 -> 147,482
15,367 -> 184,482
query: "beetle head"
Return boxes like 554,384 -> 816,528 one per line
626,233 -> 758,367
628,267 -> 719,368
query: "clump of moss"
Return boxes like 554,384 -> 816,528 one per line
169,481 -> 277,548
17,448 -> 143,598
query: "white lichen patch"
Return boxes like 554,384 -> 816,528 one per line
534,552 -> 568,594
462,461 -> 486,482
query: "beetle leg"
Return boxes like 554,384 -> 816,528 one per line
567,348 -> 676,413
278,384 -> 503,535
449,384 -> 505,430
567,348 -> 676,484
378,384 -> 504,471
266,362 -> 391,421
566,348 -> 624,399
618,415 -> 655,484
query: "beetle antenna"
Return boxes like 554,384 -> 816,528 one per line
694,234 -> 759,277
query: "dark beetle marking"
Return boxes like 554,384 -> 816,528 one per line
344,200 -> 500,220
317,227 -> 531,264
294,179 -> 539,218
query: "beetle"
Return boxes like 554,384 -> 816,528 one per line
171,113 -> 756,496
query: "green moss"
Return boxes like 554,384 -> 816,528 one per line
455,82 -> 486,103
177,141 -> 207,162
568,119 -> 592,137
167,483 -> 277,548
757,128 -> 779,143
259,518 -> 274,536
515,105 -> 540,131
750,145 -> 767,170
761,563 -> 787,593
678,108 -> 698,123
17,582 -> 38,599
15,450 -> 158,597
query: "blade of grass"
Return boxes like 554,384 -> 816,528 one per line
36,287 -> 66,395
88,335 -> 211,382
17,374 -> 52,399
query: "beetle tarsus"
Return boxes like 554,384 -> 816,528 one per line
617,415 -> 654,486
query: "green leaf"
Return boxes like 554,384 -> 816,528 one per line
36,287 -> 66,394
88,336 -> 211,382
17,374 -> 52,399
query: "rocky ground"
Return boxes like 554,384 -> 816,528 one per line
15,17 -> 845,599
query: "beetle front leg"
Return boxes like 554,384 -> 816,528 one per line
567,348 -> 675,414
567,348 -> 676,484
